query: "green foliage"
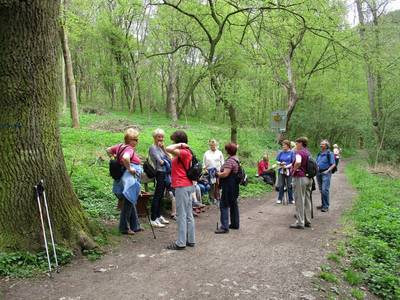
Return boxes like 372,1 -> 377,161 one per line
351,288 -> 365,300
83,249 -> 104,262
343,270 -> 363,286
327,252 -> 341,264
344,161 -> 400,299
320,271 -> 339,284
0,246 -> 73,278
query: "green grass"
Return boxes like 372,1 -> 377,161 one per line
343,270 -> 363,286
351,288 -> 365,300
60,110 -> 278,219
344,161 -> 400,300
320,271 -> 339,283
327,252 -> 341,264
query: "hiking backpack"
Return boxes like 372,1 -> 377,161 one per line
109,144 -> 128,180
232,158 -> 248,186
143,158 -> 157,179
305,156 -> 318,179
179,150 -> 203,181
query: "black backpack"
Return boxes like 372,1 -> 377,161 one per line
232,158 -> 248,186
305,156 -> 318,178
109,144 -> 128,180
143,158 -> 157,179
179,150 -> 202,181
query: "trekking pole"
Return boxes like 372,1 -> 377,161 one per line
145,195 -> 156,239
34,183 -> 52,277
310,189 -> 314,219
39,180 -> 59,273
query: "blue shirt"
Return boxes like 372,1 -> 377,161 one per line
276,150 -> 294,167
316,150 -> 335,171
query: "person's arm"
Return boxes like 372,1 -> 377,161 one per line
324,152 -> 336,173
106,147 -> 113,157
166,143 -> 189,157
203,152 -> 208,170
149,145 -> 164,166
122,152 -> 137,176
218,167 -> 231,178
293,154 -> 302,171
219,151 -> 224,166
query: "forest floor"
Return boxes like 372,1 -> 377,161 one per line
0,162 -> 375,300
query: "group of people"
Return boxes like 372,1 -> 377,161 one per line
106,128 -> 341,249
107,128 -> 242,250
257,138 -> 340,229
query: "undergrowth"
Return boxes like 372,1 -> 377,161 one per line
343,161 -> 400,299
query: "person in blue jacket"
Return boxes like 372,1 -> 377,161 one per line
316,140 -> 336,212
276,140 -> 295,204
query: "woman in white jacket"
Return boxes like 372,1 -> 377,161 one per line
203,139 -> 224,204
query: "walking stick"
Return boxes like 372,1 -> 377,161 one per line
34,182 -> 52,277
39,180 -> 59,273
145,195 -> 156,239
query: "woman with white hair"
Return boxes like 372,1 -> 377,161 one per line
203,139 -> 224,204
148,128 -> 171,228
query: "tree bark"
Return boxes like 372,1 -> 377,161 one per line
0,1 -> 92,251
61,54 -> 67,113
60,0 -> 79,128
167,52 -> 178,126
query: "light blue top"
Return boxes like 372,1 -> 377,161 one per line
112,163 -> 143,204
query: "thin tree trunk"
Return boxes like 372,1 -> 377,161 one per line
0,1 -> 92,251
167,54 -> 178,126
284,55 -> 298,133
61,54 -> 67,113
60,0 -> 79,128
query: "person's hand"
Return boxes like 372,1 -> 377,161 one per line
180,143 -> 189,148
160,160 -> 165,165
158,141 -> 165,148
322,170 -> 329,174
129,168 -> 136,176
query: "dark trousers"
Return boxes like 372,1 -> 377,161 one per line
119,196 -> 140,233
151,171 -> 166,221
220,197 -> 239,230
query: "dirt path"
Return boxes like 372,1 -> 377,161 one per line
1,162 -> 357,300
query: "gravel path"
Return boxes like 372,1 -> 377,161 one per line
0,161 -> 357,300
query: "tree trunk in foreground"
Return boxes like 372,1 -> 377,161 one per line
0,1 -> 92,251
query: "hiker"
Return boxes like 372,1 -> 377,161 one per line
290,137 -> 312,229
106,128 -> 143,235
215,143 -> 241,234
316,140 -> 336,212
257,154 -> 276,186
165,130 -> 195,250
276,140 -> 295,204
333,144 -> 341,168
203,139 -> 224,204
148,128 -> 172,228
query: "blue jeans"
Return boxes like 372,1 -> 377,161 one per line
316,172 -> 332,209
118,196 -> 140,233
278,173 -> 293,201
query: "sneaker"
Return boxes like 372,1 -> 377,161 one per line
289,223 -> 305,229
215,228 -> 229,234
158,216 -> 170,224
276,200 -> 282,204
166,242 -> 185,250
150,219 -> 166,228
321,207 -> 329,212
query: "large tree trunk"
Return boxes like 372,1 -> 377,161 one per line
0,1 -> 92,251
60,0 -> 79,128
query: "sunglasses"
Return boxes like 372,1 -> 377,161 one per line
132,138 -> 139,142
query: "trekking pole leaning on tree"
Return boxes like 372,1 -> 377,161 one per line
34,180 -> 59,277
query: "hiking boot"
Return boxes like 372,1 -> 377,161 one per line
305,222 -> 311,228
215,228 -> 229,234
186,242 -> 195,247
316,205 -> 323,210
158,216 -> 170,224
289,223 -> 305,229
151,219 -> 166,228
321,207 -> 329,212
